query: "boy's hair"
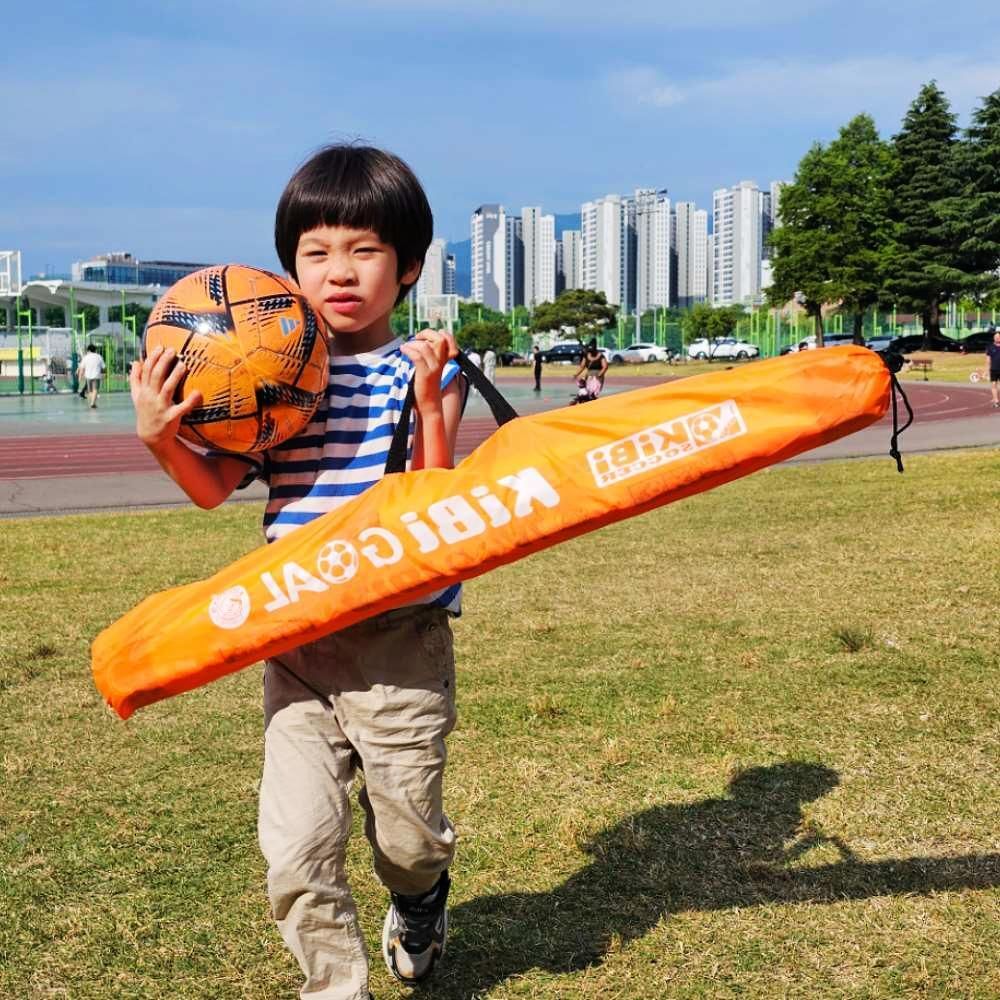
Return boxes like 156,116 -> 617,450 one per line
86,344 -> 97,352
275,144 -> 433,305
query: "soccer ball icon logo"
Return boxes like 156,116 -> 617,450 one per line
316,540 -> 360,585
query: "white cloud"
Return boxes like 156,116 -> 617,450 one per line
608,68 -> 685,108
604,55 -> 1000,127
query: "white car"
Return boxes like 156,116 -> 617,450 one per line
609,342 -> 672,364
782,334 -> 860,354
687,337 -> 760,360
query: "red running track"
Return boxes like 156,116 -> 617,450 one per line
0,417 -> 508,480
0,381 -> 992,481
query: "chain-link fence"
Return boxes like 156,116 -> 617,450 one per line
0,328 -> 139,395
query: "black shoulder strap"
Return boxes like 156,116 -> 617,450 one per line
384,351 -> 519,475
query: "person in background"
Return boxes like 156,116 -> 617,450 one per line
982,330 -> 1000,409
532,344 -> 542,392
482,346 -> 496,385
573,339 -> 608,395
77,344 -> 105,408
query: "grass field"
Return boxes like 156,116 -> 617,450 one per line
2,451 -> 999,999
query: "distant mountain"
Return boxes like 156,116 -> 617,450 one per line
446,211 -> 581,299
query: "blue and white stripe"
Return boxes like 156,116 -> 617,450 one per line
236,337 -> 463,614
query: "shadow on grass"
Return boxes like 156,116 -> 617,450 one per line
433,762 -> 1000,996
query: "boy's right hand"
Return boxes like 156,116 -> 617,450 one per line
130,346 -> 203,449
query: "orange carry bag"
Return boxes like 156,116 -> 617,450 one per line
93,346 -> 900,719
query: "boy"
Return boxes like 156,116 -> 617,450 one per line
130,145 -> 466,1000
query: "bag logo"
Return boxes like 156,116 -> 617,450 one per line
208,586 -> 251,629
587,400 -> 747,488
316,540 -> 360,584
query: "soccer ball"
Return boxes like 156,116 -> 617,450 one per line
316,541 -> 360,585
143,265 -> 328,453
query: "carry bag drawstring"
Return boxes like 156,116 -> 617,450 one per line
880,351 -> 913,473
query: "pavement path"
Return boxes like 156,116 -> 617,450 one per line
1,374 -> 997,518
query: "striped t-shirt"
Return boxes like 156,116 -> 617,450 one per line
234,337 -> 464,614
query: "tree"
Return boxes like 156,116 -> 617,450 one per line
457,320 -> 511,354
824,114 -> 896,341
885,81 -> 971,346
680,303 -> 745,345
767,142 -> 839,345
953,87 -> 1000,304
529,289 -> 617,342
459,301 -> 506,328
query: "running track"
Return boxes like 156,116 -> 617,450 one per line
0,380 -> 994,481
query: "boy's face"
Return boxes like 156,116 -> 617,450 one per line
294,226 -> 420,339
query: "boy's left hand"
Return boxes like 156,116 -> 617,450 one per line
401,329 -> 458,413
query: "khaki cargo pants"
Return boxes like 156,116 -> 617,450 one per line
258,604 -> 457,1000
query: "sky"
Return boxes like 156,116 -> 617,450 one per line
4,0 -> 1000,280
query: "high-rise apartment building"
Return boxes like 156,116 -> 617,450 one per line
706,234 -> 715,303
521,207 -> 556,308
471,205 -> 524,311
415,238 -> 447,299
560,230 -> 582,292
762,180 -> 789,260
581,194 -> 635,312
634,188 -> 672,312
712,180 -> 764,305
444,254 -> 456,295
674,202 -> 709,308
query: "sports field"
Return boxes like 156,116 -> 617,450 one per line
1,450 -> 998,999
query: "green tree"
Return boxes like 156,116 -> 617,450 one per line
885,81 -> 971,346
824,114 -> 896,341
43,306 -> 66,326
953,87 -> 1000,303
108,304 -> 152,329
456,320 -> 511,354
767,142 -> 839,344
529,289 -> 617,343
681,303 -> 745,348
459,301 -> 506,327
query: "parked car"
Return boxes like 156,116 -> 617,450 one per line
497,350 -> 529,366
887,332 -> 962,354
785,334 -> 862,353
536,342 -> 585,364
954,330 -> 996,353
687,337 -> 760,360
609,342 -> 673,364
865,336 -> 896,352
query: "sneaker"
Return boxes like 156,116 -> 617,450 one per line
381,871 -> 450,984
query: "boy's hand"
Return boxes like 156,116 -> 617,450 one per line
401,329 -> 457,415
130,346 -> 203,449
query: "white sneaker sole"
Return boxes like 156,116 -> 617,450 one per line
381,904 -> 447,984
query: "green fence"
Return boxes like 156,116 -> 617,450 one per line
0,328 -> 139,396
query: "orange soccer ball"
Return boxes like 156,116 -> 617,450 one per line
143,265 -> 328,453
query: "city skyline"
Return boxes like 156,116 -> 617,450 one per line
5,2 -> 999,279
